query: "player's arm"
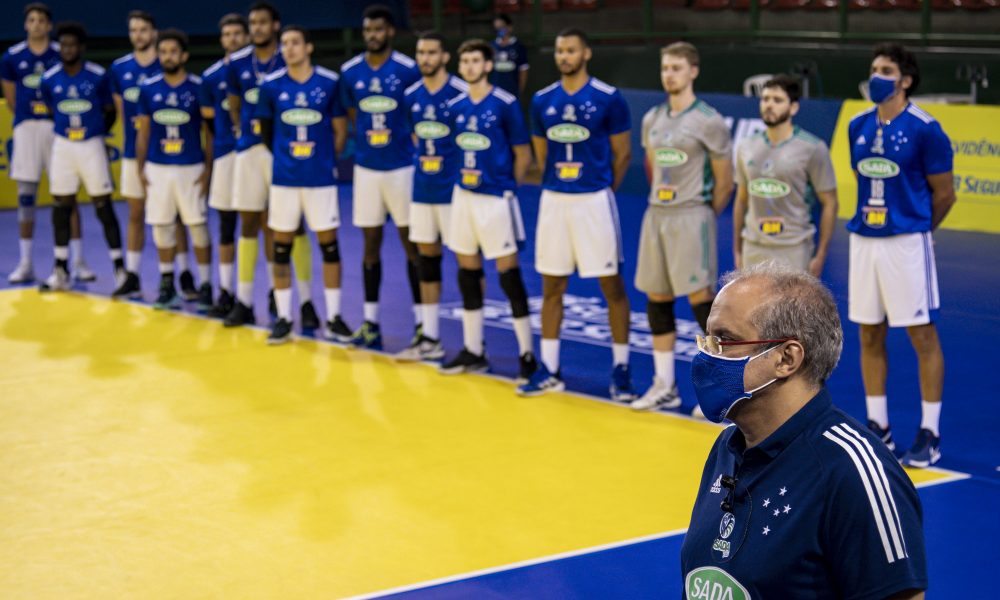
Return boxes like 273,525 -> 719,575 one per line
134,114 -> 151,189
531,135 -> 547,173
113,93 -> 125,131
810,189 -> 838,278
732,183 -> 748,269
199,118 -> 214,197
518,68 -> 528,96
1,80 -> 16,116
512,144 -> 531,185
609,130 -> 632,191
258,117 -> 274,152
710,156 -> 734,216
927,171 -> 956,230
103,102 -> 117,136
227,93 -> 241,135
333,116 -> 347,157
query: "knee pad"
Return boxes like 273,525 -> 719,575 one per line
273,241 -> 293,265
320,239 -> 340,263
189,223 -> 210,248
418,254 -> 442,283
647,300 -> 676,335
218,210 -> 237,245
18,206 -> 35,223
153,223 -> 177,249
16,181 -> 38,198
499,267 -> 529,318
458,267 -> 484,310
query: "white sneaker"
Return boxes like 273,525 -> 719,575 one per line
394,336 -> 445,362
7,262 -> 34,284
630,377 -> 682,411
73,262 -> 97,282
39,268 -> 71,292
691,405 -> 705,420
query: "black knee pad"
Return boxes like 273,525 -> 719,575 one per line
273,241 -> 293,265
499,268 -> 529,318
219,210 -> 237,245
418,254 -> 442,283
53,204 -> 73,246
320,239 -> 340,263
458,268 -> 484,310
692,301 -> 713,333
647,300 -> 676,335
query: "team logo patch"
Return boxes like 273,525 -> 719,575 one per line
358,95 -> 398,114
719,513 -> 735,539
22,73 -> 42,89
555,162 -> 583,182
123,86 -> 141,103
857,157 -> 900,179
546,123 -> 589,143
280,108 -> 322,126
243,87 -> 260,105
685,567 -> 751,600
366,130 -> 391,147
152,108 -> 191,126
654,147 -> 688,167
748,178 -> 791,199
56,99 -> 92,115
456,132 -> 491,151
862,206 -> 888,228
420,155 -> 443,174
414,121 -> 450,140
494,59 -> 516,73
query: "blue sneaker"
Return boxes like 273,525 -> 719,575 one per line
867,420 -> 896,452
350,320 -> 383,350
610,364 -> 638,401
900,428 -> 941,468
516,363 -> 565,397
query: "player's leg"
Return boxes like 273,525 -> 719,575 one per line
496,252 -> 536,382
174,163 -> 213,311
291,220 -> 319,330
8,181 -> 39,283
119,157 -> 146,290
601,273 -> 636,401
396,199 -> 447,362
176,221 -> 198,301
903,323 -> 944,466
39,194 -> 76,292
68,201 -> 95,281
265,185 -> 302,344
299,184 -> 349,343
350,165 -> 389,349
76,137 -> 124,284
208,152 -> 238,317
386,166 -> 422,342
438,251 -> 489,375
144,163 -> 181,309
225,148 -> 268,326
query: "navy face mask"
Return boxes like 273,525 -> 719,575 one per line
690,345 -> 780,423
868,74 -> 898,104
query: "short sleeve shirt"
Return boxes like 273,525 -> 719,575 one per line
199,58 -> 237,158
110,53 -> 161,159
0,40 -> 60,125
404,75 -> 468,204
489,37 -> 528,98
448,86 -> 529,198
225,45 -> 285,152
39,62 -> 113,141
137,73 -> 204,165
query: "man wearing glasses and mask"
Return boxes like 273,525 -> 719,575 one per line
681,262 -> 926,600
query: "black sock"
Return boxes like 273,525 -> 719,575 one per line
407,260 -> 421,305
94,200 -> 123,251
363,261 -> 381,305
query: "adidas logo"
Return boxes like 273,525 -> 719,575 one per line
710,474 -> 722,494
914,308 -> 924,317
856,135 -> 866,145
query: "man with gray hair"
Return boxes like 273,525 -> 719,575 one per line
681,262 -> 927,599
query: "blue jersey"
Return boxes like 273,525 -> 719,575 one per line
137,74 -> 205,166
39,62 -> 113,141
110,53 -> 161,159
489,37 -> 528,98
531,78 -> 632,194
199,58 -> 237,158
226,45 -> 285,152
847,103 -> 953,237
404,75 -> 468,204
339,51 -> 420,171
681,389 -> 927,600
255,67 -> 345,188
447,86 -> 529,198
0,40 -> 60,125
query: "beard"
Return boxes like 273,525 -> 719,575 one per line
558,61 -> 583,77
419,63 -> 441,77
366,39 -> 388,54
763,109 -> 791,126
464,73 -> 486,85
162,64 -> 182,75
252,35 -> 274,48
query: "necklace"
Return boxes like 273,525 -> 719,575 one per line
252,50 -> 278,83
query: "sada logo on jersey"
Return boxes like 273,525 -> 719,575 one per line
748,178 -> 791,199
152,109 -> 191,126
654,147 -> 688,167
456,132 -> 491,151
22,73 -> 42,89
414,121 -> 450,140
857,157 -> 900,179
56,99 -> 92,115
243,87 -> 260,105
123,86 -> 141,103
280,108 -> 322,126
546,123 -> 590,144
359,95 -> 398,114
685,567 -> 750,600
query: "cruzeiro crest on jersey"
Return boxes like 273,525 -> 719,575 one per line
124,72 -> 153,103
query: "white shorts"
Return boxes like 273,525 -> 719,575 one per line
409,202 -> 452,246
10,119 -> 54,183
208,151 -> 236,211
232,144 -> 272,212
535,188 -> 623,278
268,185 -> 340,233
448,187 -> 524,260
48,136 -> 114,197
120,157 -> 144,199
849,232 -> 940,328
144,162 -> 208,226
352,164 -> 414,228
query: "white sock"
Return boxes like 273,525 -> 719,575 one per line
109,248 -> 122,261
463,308 -> 484,355
541,338 -> 560,373
267,262 -> 275,288
866,395 -> 889,428
70,239 -> 82,264
423,303 -> 440,340
275,287 -> 292,321
19,239 -> 32,264
296,277 -> 312,303
324,288 -> 341,319
176,251 -> 189,272
126,250 -> 141,273
198,263 -> 211,285
219,263 -> 234,293
612,343 -> 629,367
237,282 -> 254,306
921,400 -> 941,436
513,316 -> 532,355
54,246 -> 69,261
158,262 -> 172,275
654,350 -> 675,387
363,302 -> 378,323
413,304 -> 423,326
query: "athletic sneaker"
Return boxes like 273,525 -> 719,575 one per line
153,279 -> 181,310
395,336 -> 445,362
300,301 -> 320,330
516,363 -> 565,397
691,404 -> 705,419
867,420 -> 896,452
268,318 -> 293,345
900,428 -> 941,468
324,315 -> 354,344
209,290 -> 235,319
73,262 -> 97,282
631,377 -> 682,411
268,289 -> 278,319
409,323 -> 424,347
439,348 -> 489,375
223,301 -> 256,327
112,272 -> 142,299
517,352 -> 539,384
196,283 -> 214,312
7,262 -> 34,284
350,321 -> 382,350
610,364 -> 638,402
39,267 -> 71,292
179,270 -> 198,301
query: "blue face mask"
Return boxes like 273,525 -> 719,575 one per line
868,74 -> 898,104
691,346 -> 780,423
496,27 -> 509,39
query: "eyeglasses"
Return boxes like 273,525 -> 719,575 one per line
696,335 -> 798,356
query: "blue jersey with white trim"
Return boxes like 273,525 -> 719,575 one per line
404,75 -> 468,204
847,103 -> 953,237
199,58 -> 237,158
680,389 -> 926,600
447,86 -> 529,199
225,45 -> 285,152
530,77 -> 631,194
39,62 -> 113,141
489,37 -> 528,98
255,67 -> 345,188
110,53 -> 161,159
339,51 -> 420,171
137,74 -> 204,166
0,41 -> 60,125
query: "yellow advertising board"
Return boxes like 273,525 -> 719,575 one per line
0,99 -> 123,208
831,99 -> 1000,234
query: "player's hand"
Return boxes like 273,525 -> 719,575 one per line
197,168 -> 211,198
733,250 -> 743,270
139,167 -> 150,193
808,256 -> 824,278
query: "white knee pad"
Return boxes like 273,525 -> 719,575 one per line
188,223 -> 210,248
153,223 -> 178,249
16,181 -> 38,197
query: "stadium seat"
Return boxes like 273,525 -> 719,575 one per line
494,0 -> 522,12
743,73 -> 774,96
563,0 -> 600,9
693,0 -> 732,9
732,0 -> 773,9
768,0 -> 812,9
524,0 -> 561,10
931,0 -> 959,10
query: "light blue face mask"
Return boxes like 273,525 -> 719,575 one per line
690,346 -> 780,423
496,27 -> 509,39
868,74 -> 898,104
